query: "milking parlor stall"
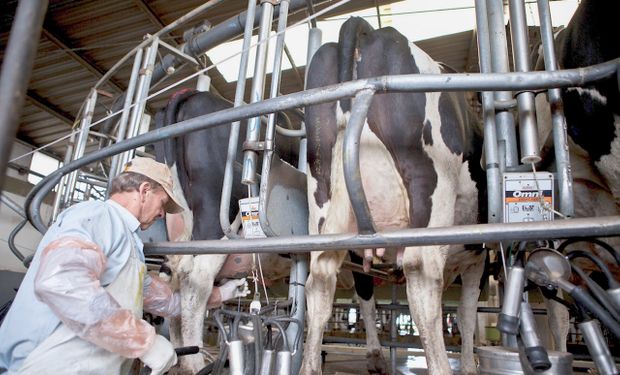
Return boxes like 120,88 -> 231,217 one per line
1,0 -> 619,374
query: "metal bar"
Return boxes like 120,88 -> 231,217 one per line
331,303 -> 550,315
63,89 -> 97,207
259,0 -> 291,236
241,0 -> 275,185
119,38 -> 160,170
0,194 -> 26,219
0,0 -> 48,192
305,0 -> 317,28
341,260 -> 390,280
344,90 -> 376,234
220,0 -> 258,239
52,133 -> 75,220
390,284 -> 397,374
486,0 -> 519,168
296,27 -> 323,174
508,0 -> 540,163
25,58 -> 620,232
536,0 -> 574,218
285,254 -> 308,375
475,0 -> 502,224
142,216 -> 620,256
108,48 -> 144,186
283,44 -> 304,87
96,0 -> 225,90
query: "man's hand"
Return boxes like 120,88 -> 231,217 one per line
218,278 -> 251,302
139,334 -> 177,375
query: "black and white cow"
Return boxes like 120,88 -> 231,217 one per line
533,0 -> 620,351
301,17 -> 486,375
153,90 -> 293,374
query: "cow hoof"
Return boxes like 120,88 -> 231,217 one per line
366,349 -> 388,374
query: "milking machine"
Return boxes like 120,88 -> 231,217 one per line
485,241 -> 620,375
207,301 -> 302,375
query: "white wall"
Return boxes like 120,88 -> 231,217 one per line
6,142 -> 33,182
0,191 -> 53,273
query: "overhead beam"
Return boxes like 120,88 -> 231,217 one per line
26,89 -> 75,125
132,0 -> 229,98
133,0 -> 184,45
41,21 -> 126,92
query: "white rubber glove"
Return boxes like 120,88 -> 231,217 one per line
139,334 -> 177,375
219,278 -> 251,302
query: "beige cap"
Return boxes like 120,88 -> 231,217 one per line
123,157 -> 184,214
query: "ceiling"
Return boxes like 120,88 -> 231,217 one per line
1,0 -> 481,171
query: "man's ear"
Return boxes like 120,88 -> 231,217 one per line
138,181 -> 151,198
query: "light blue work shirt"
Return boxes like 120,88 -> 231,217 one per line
0,200 -> 145,373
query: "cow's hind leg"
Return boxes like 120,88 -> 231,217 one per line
300,250 -> 347,375
351,252 -> 388,374
359,295 -> 388,374
403,247 -> 451,375
456,252 -> 486,375
546,291 -> 569,351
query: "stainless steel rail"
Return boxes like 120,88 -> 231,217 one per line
25,57 -> 620,234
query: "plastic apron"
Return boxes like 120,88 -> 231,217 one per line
15,229 -> 146,375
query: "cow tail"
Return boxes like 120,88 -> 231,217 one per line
163,90 -> 197,207
337,17 -> 374,112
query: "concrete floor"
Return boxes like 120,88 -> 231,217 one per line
321,345 -> 462,375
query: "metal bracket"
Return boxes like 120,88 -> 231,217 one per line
242,140 -> 266,152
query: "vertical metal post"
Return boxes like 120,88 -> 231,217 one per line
64,89 -> 97,207
297,27 -> 323,174
107,48 -> 144,186
260,0 -> 291,183
390,284 -> 397,375
486,0 -> 518,168
220,0 -> 257,238
0,0 -> 48,192
475,0 -> 502,223
52,134 -> 75,220
118,37 -> 160,170
241,0 -> 275,185
286,253 -> 308,375
508,0 -> 540,163
257,0 -> 292,236
536,0 -> 574,217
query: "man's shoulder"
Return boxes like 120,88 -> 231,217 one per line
55,200 -> 115,224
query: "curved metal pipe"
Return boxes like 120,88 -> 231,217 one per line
343,89 -> 376,235
220,0 -> 257,239
25,58 -> 620,232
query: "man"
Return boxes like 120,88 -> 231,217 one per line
0,157 -> 246,374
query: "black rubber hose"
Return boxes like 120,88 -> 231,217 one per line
568,250 -> 620,289
139,346 -> 202,375
8,218 -> 28,263
558,238 -> 620,265
570,285 -> 620,340
571,264 -> 620,322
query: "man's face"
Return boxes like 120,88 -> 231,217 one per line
138,185 -> 169,230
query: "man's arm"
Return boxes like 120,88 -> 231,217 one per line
34,237 -> 155,358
